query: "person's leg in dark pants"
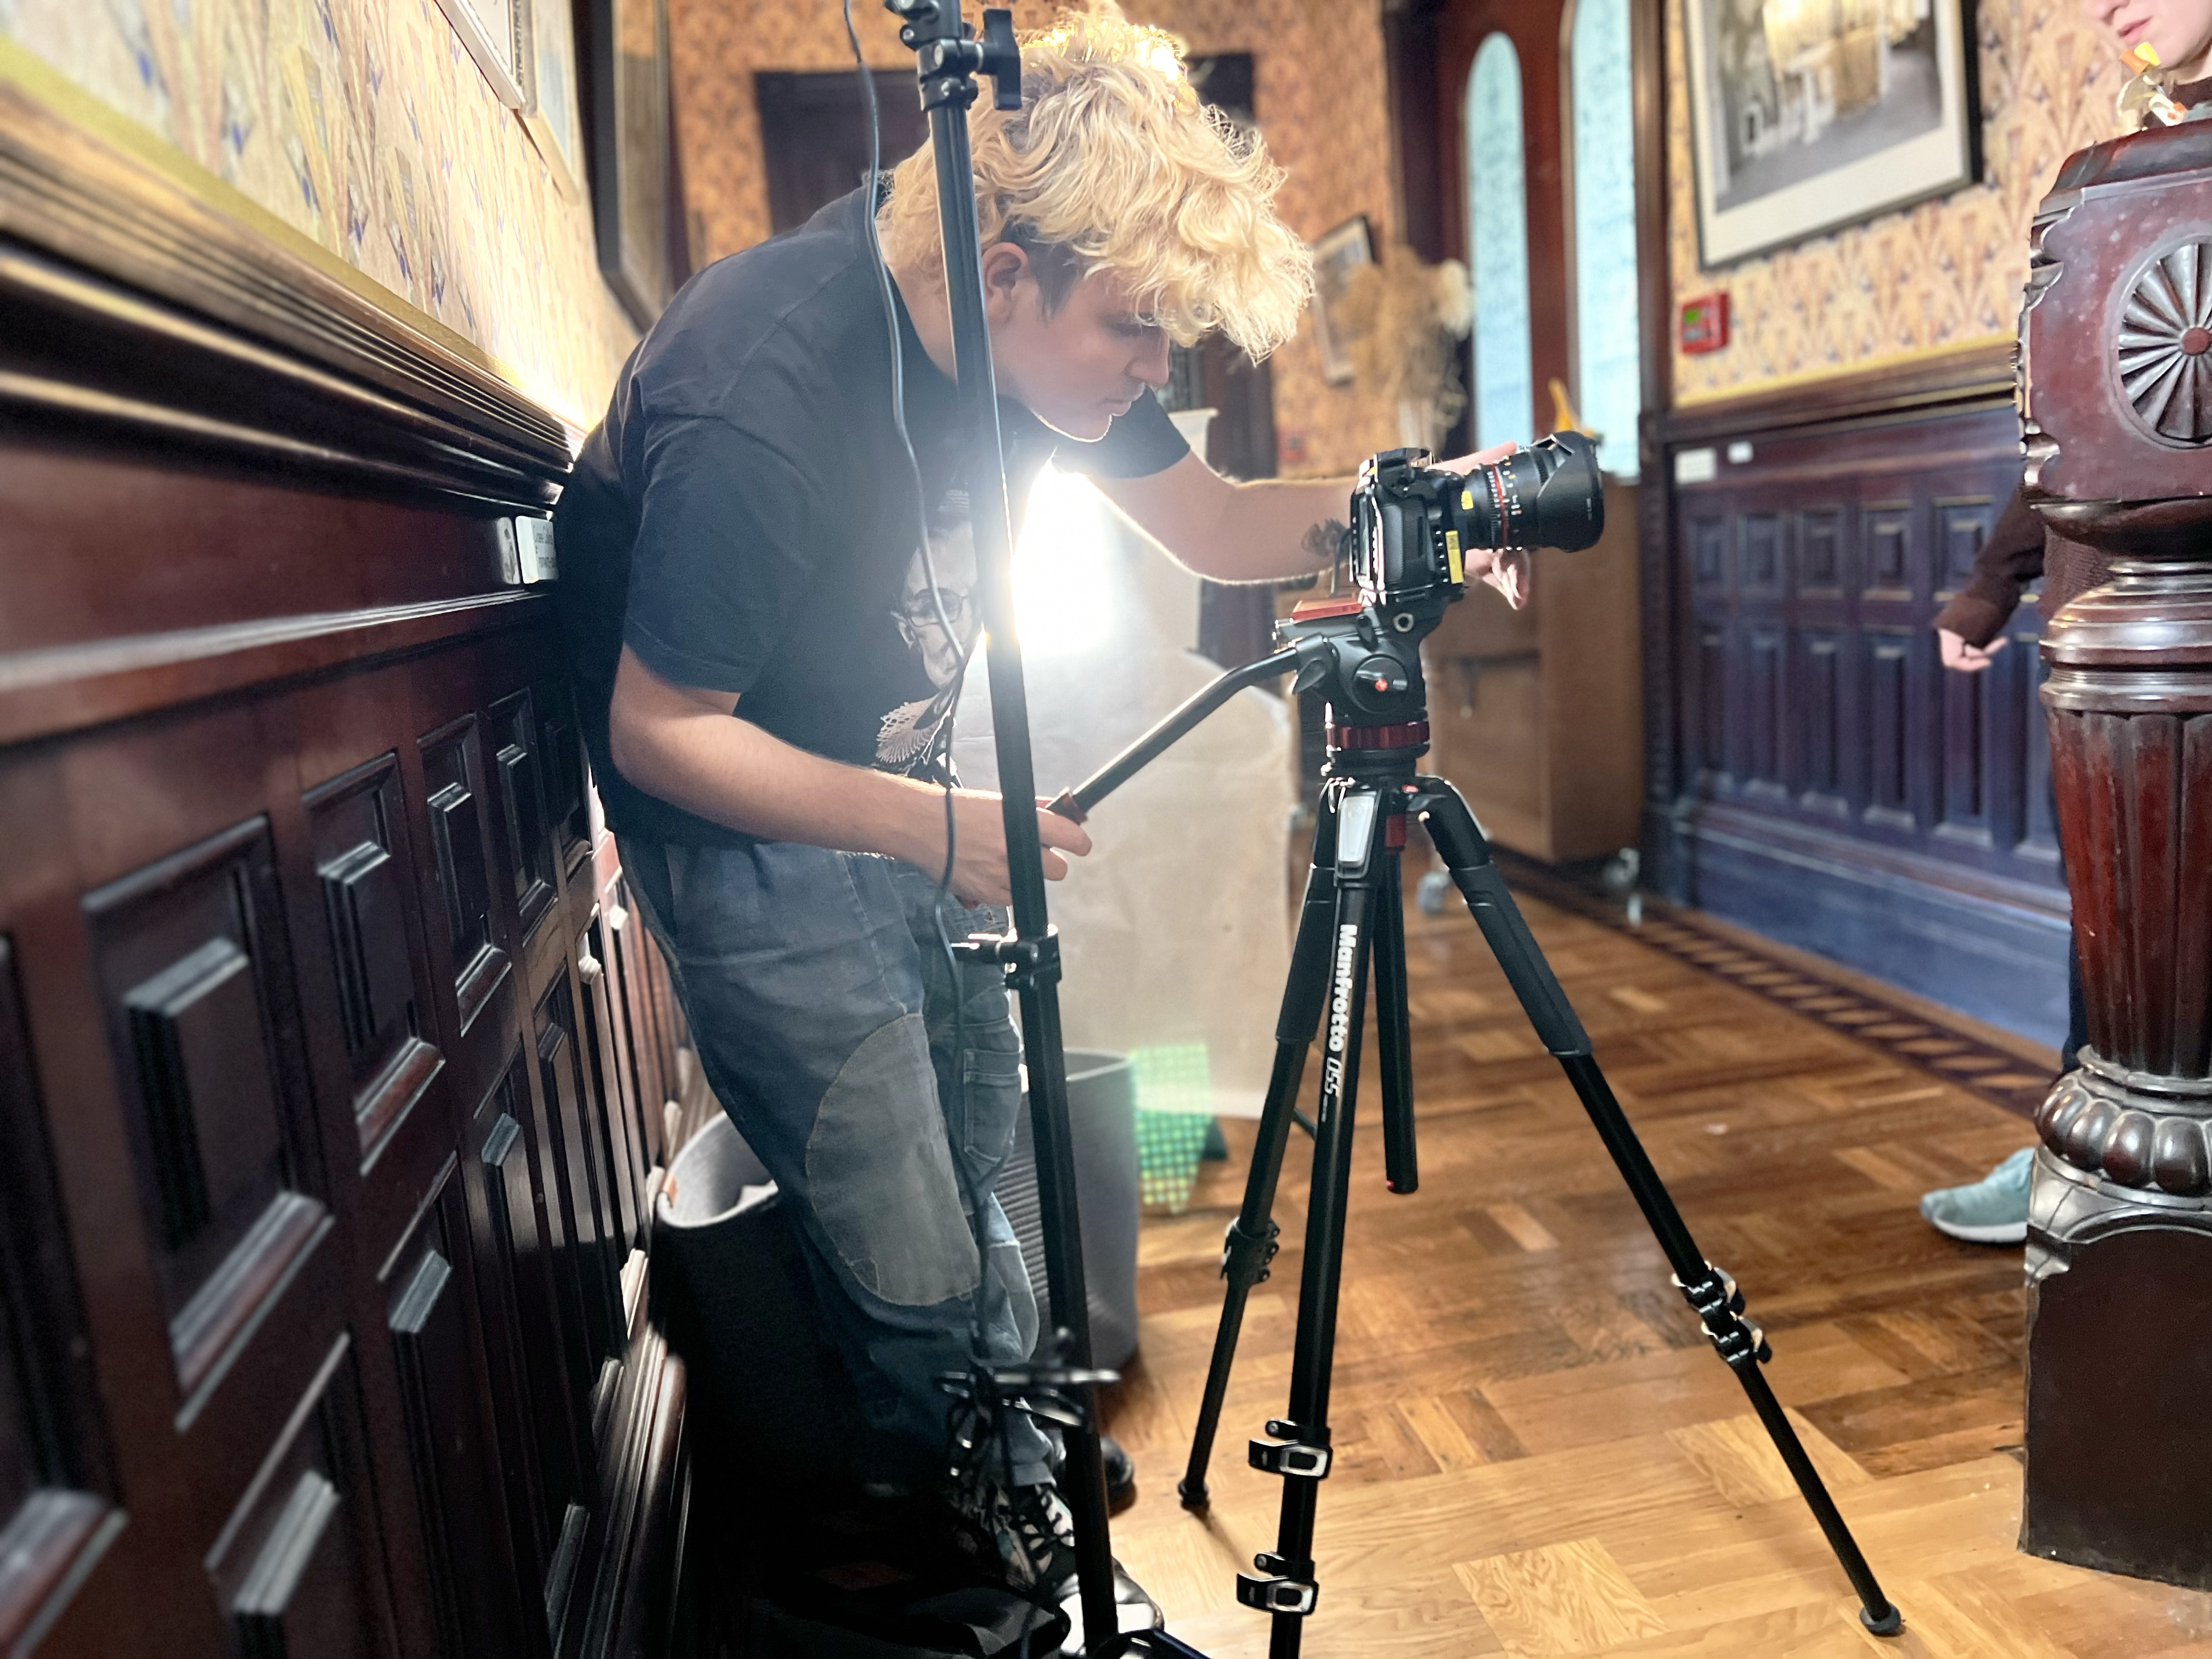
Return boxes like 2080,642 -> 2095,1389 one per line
622,834 -> 1050,1493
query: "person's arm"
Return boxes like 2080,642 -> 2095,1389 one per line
1934,483 -> 2045,672
1093,443 -> 1527,602
607,645 -> 1089,905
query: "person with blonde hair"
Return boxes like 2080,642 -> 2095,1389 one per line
556,6 -> 1521,1623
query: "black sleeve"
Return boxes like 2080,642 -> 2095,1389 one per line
621,415 -> 820,695
1933,481 -> 2045,648
1054,389 -> 1191,479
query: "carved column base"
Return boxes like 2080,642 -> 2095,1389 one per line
2024,1052 -> 2212,1587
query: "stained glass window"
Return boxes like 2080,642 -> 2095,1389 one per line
1466,35 -> 1532,453
1571,0 -> 1641,479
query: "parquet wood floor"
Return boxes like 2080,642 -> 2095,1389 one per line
1102,887 -> 2212,1656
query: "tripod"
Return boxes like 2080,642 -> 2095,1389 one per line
1049,620 -> 1903,1656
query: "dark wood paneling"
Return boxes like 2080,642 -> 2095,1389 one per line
0,938 -> 121,1655
421,715 -> 509,1034
492,689 -> 557,946
1652,400 -> 2070,1039
305,755 -> 445,1165
81,819 -> 330,1400
0,52 -> 704,1651
383,1159 -> 535,1659
1663,340 -> 2018,445
204,1338 -> 387,1659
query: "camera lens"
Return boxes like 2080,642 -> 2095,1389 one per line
1458,431 -> 1605,553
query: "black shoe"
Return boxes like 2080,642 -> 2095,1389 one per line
1102,1435 -> 1137,1515
1050,1433 -> 1137,1515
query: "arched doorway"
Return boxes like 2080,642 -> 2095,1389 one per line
1379,0 -> 1665,860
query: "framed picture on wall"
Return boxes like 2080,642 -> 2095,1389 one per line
1684,0 -> 1979,267
589,0 -> 673,326
1310,215 -> 1373,386
518,0 -> 586,200
433,0 -> 530,109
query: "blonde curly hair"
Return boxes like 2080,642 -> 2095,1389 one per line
875,7 -> 1312,359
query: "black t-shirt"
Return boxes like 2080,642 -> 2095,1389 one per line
555,187 -> 1190,846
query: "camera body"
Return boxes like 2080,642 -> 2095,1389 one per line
1351,431 -> 1605,612
1278,431 -> 1606,727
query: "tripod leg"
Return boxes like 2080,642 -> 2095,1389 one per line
1374,850 -> 1417,1195
1180,834 -> 1339,1509
1236,788 -> 1385,1657
1416,777 -> 1903,1638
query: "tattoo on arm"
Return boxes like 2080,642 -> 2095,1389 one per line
1303,517 -> 1347,564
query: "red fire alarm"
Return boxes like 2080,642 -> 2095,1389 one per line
1680,292 -> 1730,354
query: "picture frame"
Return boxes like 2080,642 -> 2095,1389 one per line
1310,215 -> 1373,386
433,0 -> 530,110
589,0 -> 674,328
1684,0 -> 1980,268
517,0 -> 586,201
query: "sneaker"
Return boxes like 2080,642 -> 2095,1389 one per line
1054,1559 -> 1165,1656
947,1481 -> 1163,1650
1920,1147 -> 2034,1244
946,1478 -> 1076,1594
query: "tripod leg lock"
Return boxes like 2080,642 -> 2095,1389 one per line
1220,1216 -> 1281,1286
1236,1554 -> 1318,1616
1249,1420 -> 1331,1479
1674,1262 -> 1773,1370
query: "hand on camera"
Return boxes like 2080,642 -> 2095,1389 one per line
1430,441 -> 1533,611
1938,628 -> 2006,673
938,788 -> 1093,907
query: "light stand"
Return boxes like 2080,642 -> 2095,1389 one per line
883,5 -> 1199,1654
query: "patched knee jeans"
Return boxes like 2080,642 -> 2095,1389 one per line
622,836 -> 1049,1488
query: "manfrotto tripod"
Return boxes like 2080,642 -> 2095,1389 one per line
1048,595 -> 1904,1656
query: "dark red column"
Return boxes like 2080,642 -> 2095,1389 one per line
2016,122 -> 2212,1589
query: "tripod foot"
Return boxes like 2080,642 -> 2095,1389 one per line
1859,1603 -> 1903,1637
1176,1477 -> 1210,1512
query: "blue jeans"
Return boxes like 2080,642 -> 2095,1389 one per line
623,836 -> 1050,1488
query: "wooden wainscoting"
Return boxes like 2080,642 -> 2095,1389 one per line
0,86 -> 703,1659
1642,353 -> 2070,1042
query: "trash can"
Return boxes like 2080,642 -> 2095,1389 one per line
994,1051 -> 1142,1370
654,1115 -> 865,1488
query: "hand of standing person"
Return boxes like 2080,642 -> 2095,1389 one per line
1938,627 -> 2008,673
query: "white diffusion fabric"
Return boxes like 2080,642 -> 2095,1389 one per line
952,467 -> 1293,1120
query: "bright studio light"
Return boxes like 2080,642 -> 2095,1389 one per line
1011,463 -> 1116,654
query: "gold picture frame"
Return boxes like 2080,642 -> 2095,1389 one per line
433,0 -> 530,110
1310,215 -> 1373,387
517,0 -> 586,201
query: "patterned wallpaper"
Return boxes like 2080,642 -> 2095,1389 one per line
668,0 -> 1400,476
1,0 -> 636,429
1666,0 -> 2126,404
